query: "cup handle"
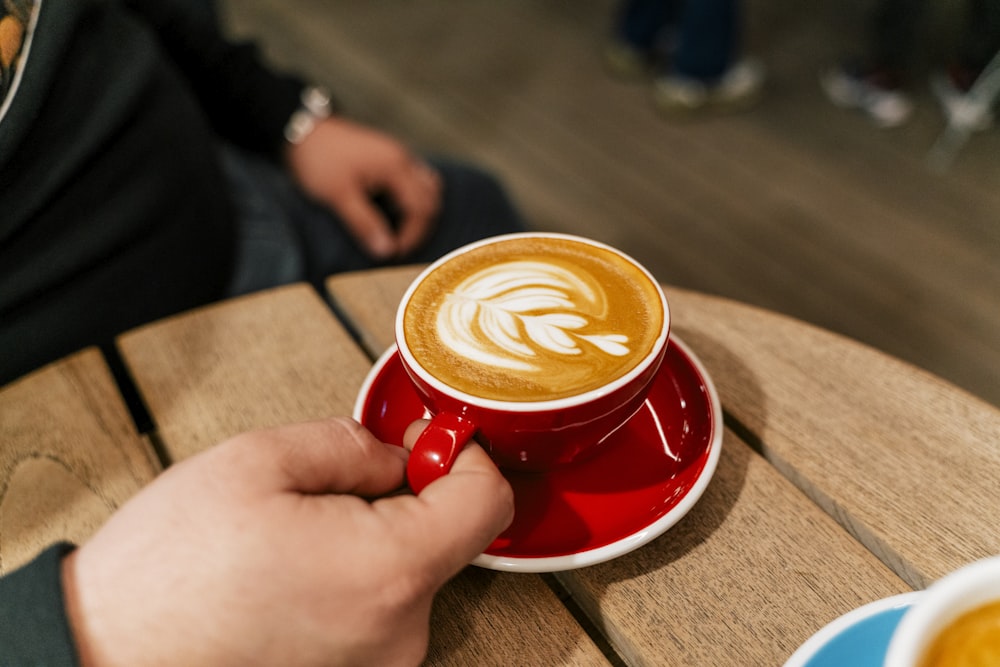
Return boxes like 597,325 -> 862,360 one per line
406,412 -> 478,494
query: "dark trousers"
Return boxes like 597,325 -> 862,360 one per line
614,0 -> 740,80
872,0 -> 1000,73
220,148 -> 527,296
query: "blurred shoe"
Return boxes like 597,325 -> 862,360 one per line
652,58 -> 764,115
930,67 -> 994,132
604,40 -> 656,79
820,64 -> 913,128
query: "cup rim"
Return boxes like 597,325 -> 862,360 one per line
394,232 -> 670,412
884,555 -> 1000,666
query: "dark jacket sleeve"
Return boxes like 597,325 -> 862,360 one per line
0,543 -> 79,666
121,0 -> 310,159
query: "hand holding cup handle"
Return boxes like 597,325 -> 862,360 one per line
407,412 -> 478,494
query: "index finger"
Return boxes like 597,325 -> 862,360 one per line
386,163 -> 441,256
217,418 -> 408,498
337,192 -> 399,260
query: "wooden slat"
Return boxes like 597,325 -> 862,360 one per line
329,267 -> 911,665
0,349 -> 160,574
662,286 -> 1000,589
327,265 -> 422,356
428,569 -> 609,666
119,282 -> 607,665
558,429 -> 908,666
117,284 -> 373,461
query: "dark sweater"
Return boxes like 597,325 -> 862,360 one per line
0,0 -> 305,384
0,544 -> 79,666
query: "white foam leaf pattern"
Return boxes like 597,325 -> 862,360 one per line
580,334 -> 630,356
524,317 -> 580,355
436,261 -> 631,371
535,313 -> 588,330
483,308 -> 534,357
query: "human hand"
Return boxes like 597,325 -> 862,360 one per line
62,418 -> 513,667
285,117 -> 442,261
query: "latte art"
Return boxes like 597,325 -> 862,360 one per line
437,260 -> 630,373
402,235 -> 665,402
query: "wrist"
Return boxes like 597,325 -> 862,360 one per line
283,85 -> 334,145
61,550 -> 100,667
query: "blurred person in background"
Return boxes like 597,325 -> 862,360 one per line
604,0 -> 765,115
0,0 -> 525,386
821,0 -> 1000,128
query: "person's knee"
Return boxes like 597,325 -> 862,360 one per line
433,159 -> 526,232
435,160 -> 505,199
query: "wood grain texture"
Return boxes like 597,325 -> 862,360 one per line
221,0 -> 1000,410
327,265 -> 423,356
558,428 -> 908,667
117,284 -> 372,462
429,569 -> 611,666
662,285 -> 1000,589
0,349 -> 159,574
119,282 -> 607,665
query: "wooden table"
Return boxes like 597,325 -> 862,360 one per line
3,267 -> 998,665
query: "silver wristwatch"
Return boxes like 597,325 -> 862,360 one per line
283,86 -> 333,144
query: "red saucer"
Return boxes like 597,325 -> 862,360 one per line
353,335 -> 722,572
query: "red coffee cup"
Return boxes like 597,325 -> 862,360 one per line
395,233 -> 670,493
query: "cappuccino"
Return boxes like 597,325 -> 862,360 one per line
919,600 -> 1000,667
401,235 -> 665,402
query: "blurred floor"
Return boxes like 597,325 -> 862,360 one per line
221,0 -> 1000,407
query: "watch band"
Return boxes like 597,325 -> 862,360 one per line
284,86 -> 333,144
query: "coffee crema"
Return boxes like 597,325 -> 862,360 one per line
402,236 -> 664,402
918,600 -> 1000,667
